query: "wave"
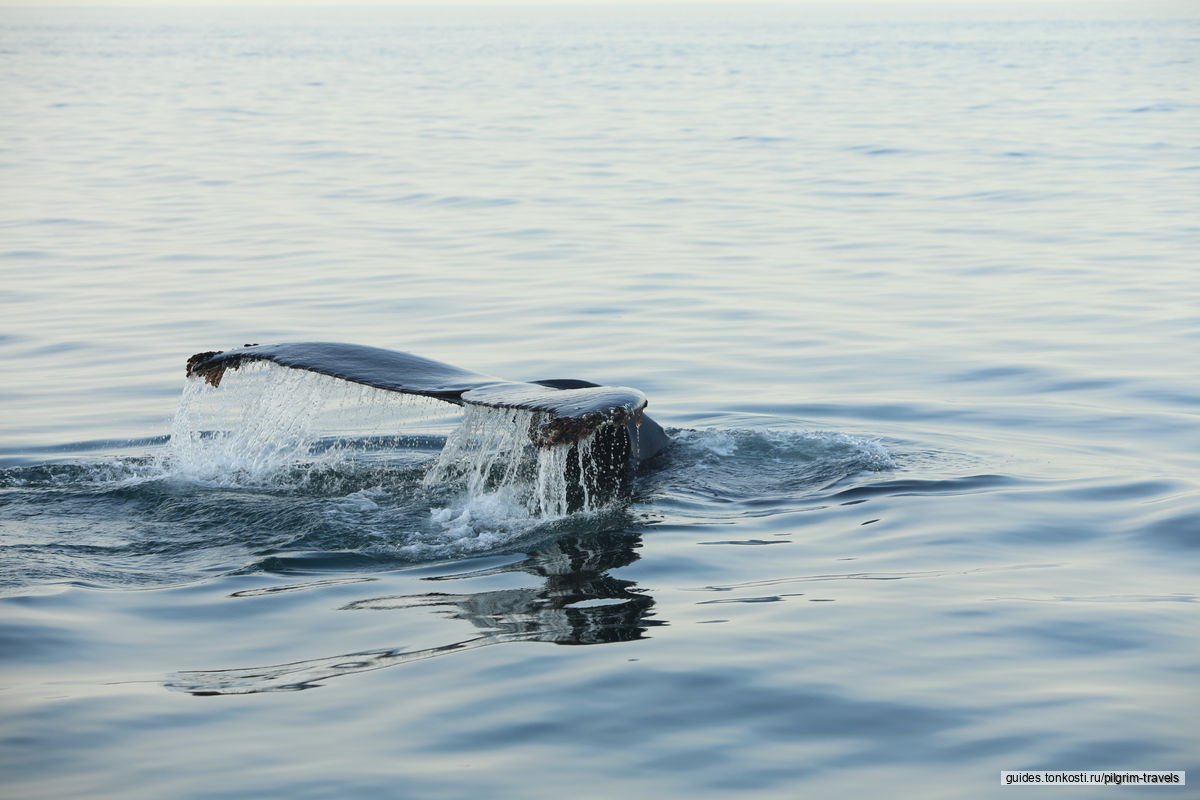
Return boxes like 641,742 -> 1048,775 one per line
0,419 -> 898,593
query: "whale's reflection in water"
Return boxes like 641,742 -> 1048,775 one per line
168,531 -> 661,695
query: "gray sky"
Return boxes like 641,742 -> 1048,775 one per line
0,0 -> 1104,6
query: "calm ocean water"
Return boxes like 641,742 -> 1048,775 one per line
2,3 -> 1198,798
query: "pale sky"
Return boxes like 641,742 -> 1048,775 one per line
0,0 -> 1117,5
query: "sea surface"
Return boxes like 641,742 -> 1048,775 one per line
2,4 -> 1198,798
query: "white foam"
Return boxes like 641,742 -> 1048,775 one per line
690,429 -> 739,457
333,487 -> 385,512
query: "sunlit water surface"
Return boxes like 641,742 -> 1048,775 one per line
1,4 -> 1198,798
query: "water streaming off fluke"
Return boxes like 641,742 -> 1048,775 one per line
165,362 -> 633,537
166,362 -> 458,486
425,404 -> 629,519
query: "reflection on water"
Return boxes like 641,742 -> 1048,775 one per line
168,530 -> 660,695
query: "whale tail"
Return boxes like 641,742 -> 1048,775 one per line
185,342 -> 667,468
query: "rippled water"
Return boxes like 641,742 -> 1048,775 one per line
2,4 -> 1198,798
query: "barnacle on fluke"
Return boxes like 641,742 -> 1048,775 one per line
185,350 -> 227,387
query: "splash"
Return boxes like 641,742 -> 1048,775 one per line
164,363 -> 625,546
676,428 -> 895,472
642,427 -> 896,511
424,404 -> 612,525
165,362 -> 456,486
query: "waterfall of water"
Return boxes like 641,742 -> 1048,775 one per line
165,362 -> 456,485
164,364 -> 623,526
423,404 -> 608,519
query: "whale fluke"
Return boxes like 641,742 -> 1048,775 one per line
186,342 -> 496,398
185,342 -> 667,464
